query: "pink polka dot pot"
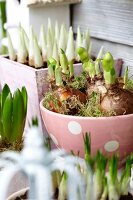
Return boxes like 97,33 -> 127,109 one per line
40,100 -> 133,163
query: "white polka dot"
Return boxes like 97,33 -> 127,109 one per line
104,140 -> 119,152
50,134 -> 58,145
68,121 -> 82,135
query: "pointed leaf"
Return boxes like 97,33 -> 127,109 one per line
1,84 -> 11,112
2,93 -> 13,142
7,32 -> 16,61
11,89 -> 25,142
21,87 -> 28,116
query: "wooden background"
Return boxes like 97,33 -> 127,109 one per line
72,0 -> 133,76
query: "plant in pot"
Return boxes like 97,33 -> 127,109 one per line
0,83 -> 28,197
40,47 -> 133,164
0,19 -> 93,132
1,131 -> 133,200
0,126 -> 86,200
0,84 -> 27,152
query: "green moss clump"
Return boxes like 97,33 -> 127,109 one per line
43,91 -> 69,114
69,72 -> 88,90
78,92 -> 116,117
43,92 -> 60,111
43,91 -> 116,117
126,79 -> 133,90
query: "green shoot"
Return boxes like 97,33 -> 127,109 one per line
21,26 -> 29,54
47,27 -> 53,59
58,172 -> 67,200
76,26 -> 82,62
34,35 -> 43,68
85,60 -> 96,78
83,132 -> 94,168
120,156 -> 132,195
100,177 -> 108,200
66,27 -> 75,62
102,52 -> 116,85
52,40 -> 59,62
123,67 -> 129,89
55,21 -> 60,42
7,32 -> 16,61
59,24 -> 67,52
47,18 -> 54,46
17,25 -> 28,64
94,151 -> 107,199
88,41 -> 92,57
77,47 -> 89,64
108,155 -> 120,200
29,26 -> 35,67
48,57 -> 56,80
60,49 -> 69,75
55,63 -> 63,87
69,60 -> 74,78
39,25 -> 47,62
95,46 -> 104,75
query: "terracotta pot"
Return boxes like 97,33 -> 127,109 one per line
40,100 -> 133,163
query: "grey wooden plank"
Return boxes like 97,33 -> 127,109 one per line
90,37 -> 133,77
72,0 -> 133,46
27,0 -> 81,7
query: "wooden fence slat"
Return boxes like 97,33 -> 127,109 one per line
72,0 -> 133,46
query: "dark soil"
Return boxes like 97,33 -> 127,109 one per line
0,140 -> 23,152
120,193 -> 133,200
5,55 -> 96,69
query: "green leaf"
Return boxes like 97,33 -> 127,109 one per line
77,47 -> 89,63
21,87 -> 28,116
1,84 -> 11,112
109,155 -> 119,184
0,93 -> 4,138
55,64 -> 63,87
2,93 -> 13,142
60,49 -> 69,75
11,89 -> 25,142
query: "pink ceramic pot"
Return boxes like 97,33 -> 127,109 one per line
40,100 -> 133,163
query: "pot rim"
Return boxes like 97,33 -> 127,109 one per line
40,99 -> 133,120
7,187 -> 29,200
0,55 -> 82,72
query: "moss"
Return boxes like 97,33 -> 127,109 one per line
69,72 -> 88,90
43,91 -> 60,111
78,92 -> 116,117
43,91 -> 69,114
126,79 -> 133,90
43,91 -> 116,117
